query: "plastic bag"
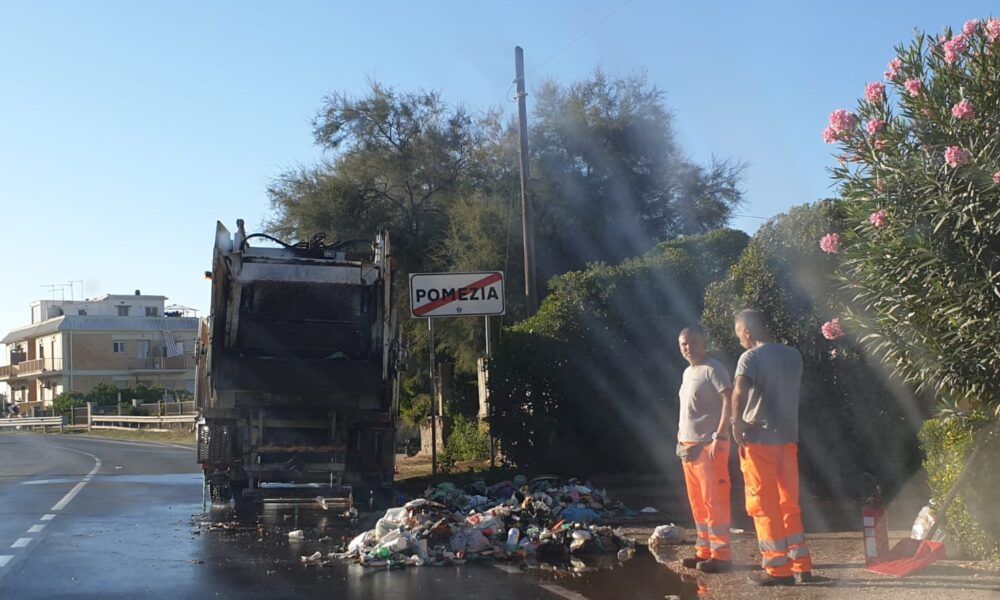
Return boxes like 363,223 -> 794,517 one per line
648,524 -> 686,547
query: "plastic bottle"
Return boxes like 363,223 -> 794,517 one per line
911,505 -> 936,541
617,547 -> 635,562
506,527 -> 520,550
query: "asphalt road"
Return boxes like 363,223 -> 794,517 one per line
0,434 -> 697,600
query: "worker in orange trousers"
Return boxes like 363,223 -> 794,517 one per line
731,309 -> 814,587
677,325 -> 733,573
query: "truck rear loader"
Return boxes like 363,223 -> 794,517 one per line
196,220 -> 397,508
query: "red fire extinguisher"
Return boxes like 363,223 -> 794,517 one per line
862,489 -> 890,565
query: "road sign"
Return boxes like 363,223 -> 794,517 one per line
409,271 -> 505,318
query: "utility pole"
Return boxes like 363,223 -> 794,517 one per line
515,46 -> 538,316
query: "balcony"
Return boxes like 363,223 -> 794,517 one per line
0,358 -> 62,380
128,355 -> 195,371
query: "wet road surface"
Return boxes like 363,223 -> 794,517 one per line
0,434 -> 698,599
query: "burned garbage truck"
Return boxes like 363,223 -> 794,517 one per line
196,220 -> 397,507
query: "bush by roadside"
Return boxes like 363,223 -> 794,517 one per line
920,413 -> 1000,560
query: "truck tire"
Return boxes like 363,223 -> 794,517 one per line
209,481 -> 232,505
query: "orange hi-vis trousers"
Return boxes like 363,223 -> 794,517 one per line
739,443 -> 813,577
681,441 -> 732,561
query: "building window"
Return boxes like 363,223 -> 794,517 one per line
78,309 -> 87,316
145,306 -> 158,317
117,305 -> 130,316
113,341 -> 126,353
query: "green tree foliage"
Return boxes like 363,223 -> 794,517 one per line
267,83 -> 488,274
488,229 -> 749,473
702,202 -> 925,499
444,414 -> 491,461
531,70 -> 745,278
80,382 -> 166,406
827,20 -> 1000,413
52,392 -> 85,419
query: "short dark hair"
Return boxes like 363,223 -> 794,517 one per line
678,324 -> 706,339
734,309 -> 768,337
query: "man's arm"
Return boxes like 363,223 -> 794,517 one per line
731,375 -> 752,444
716,388 -> 733,438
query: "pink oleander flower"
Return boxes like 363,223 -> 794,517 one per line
993,171 -> 1000,184
951,100 -> 974,119
963,20 -> 980,36
921,107 -> 934,117
866,119 -> 886,136
873,138 -> 888,151
822,126 -> 838,144
821,319 -> 845,341
884,58 -> 903,81
942,34 -> 968,64
869,210 -> 888,228
945,146 -> 971,167
988,19 -> 1000,43
904,79 -> 924,97
829,109 -> 856,133
820,232 -> 841,254
865,82 -> 886,104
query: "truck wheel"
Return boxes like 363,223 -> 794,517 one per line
209,481 -> 232,504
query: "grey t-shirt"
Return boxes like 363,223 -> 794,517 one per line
678,357 -> 732,443
735,342 -> 803,444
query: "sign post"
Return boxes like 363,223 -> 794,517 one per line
428,318 -> 437,476
410,272 -> 505,477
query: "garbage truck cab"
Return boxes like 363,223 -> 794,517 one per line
196,220 -> 397,507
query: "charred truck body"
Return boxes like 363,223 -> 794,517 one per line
197,220 -> 396,506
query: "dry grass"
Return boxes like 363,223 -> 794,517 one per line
59,428 -> 196,445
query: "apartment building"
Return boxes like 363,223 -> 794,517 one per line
0,291 -> 200,415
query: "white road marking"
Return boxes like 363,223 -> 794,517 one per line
27,525 -> 45,533
0,556 -> 12,568
22,479 -> 76,485
11,538 -> 30,548
40,514 -> 55,521
50,447 -> 102,512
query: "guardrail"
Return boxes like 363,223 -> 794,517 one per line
0,416 -> 65,431
89,414 -> 197,432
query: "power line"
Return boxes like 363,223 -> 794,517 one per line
527,0 -> 637,75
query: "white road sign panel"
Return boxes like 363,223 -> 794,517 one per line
409,271 -> 505,318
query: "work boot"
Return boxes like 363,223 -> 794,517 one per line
795,571 -> 821,583
696,558 -> 733,573
747,571 -> 795,586
681,556 -> 707,569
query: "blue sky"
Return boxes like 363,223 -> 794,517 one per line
0,0 -> 993,349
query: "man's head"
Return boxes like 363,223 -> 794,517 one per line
678,324 -> 708,366
734,309 -> 768,350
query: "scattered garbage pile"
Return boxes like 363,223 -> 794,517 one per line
323,475 -> 645,569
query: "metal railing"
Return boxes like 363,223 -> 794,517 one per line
0,416 -> 65,431
127,356 -> 194,371
0,358 -> 63,378
90,414 -> 196,431
134,400 -> 196,415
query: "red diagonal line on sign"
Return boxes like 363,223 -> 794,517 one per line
414,272 -> 502,317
